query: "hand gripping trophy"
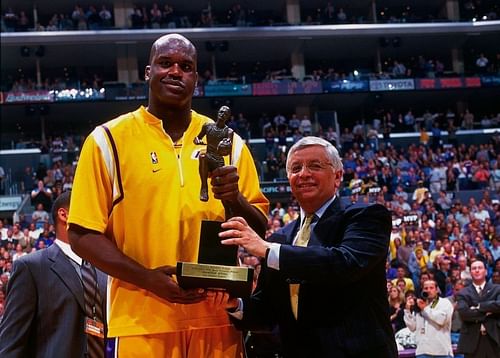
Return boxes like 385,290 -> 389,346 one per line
193,105 -> 234,202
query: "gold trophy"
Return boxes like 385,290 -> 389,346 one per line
176,106 -> 254,297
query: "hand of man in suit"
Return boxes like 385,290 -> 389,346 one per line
219,216 -> 271,258
206,290 -> 239,311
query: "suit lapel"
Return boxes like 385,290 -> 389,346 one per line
481,282 -> 493,297
97,270 -> 107,303
48,244 -> 85,311
311,198 -> 344,246
287,219 -> 300,245
270,219 -> 299,245
275,197 -> 344,247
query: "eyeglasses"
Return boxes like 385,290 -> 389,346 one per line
288,161 -> 334,174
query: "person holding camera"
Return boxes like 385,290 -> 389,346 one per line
404,279 -> 454,357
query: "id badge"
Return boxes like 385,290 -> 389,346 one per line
85,317 -> 104,338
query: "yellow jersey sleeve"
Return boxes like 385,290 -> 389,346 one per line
68,127 -> 116,233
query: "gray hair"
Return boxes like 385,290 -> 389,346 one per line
286,136 -> 343,172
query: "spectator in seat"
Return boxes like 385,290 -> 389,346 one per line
389,285 -> 406,332
30,180 -> 52,213
99,5 -> 112,28
392,266 -> 416,293
476,53 -> 489,74
31,203 -> 50,229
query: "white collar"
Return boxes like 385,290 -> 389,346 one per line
300,195 -> 336,226
54,239 -> 82,265
473,282 -> 485,291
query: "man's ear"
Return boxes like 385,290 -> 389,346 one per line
145,66 -> 151,81
58,207 -> 68,224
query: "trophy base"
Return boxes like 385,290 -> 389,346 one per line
176,262 -> 254,298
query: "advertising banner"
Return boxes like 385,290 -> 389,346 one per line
204,84 -> 252,97
4,90 -> 53,103
260,182 -> 292,200
416,77 -> 482,90
323,79 -> 369,93
480,76 -> 500,87
253,80 -> 322,96
0,196 -> 23,211
369,79 -> 415,91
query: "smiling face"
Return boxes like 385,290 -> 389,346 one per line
287,145 -> 342,214
145,34 -> 198,112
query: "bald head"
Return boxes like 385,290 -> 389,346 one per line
149,33 -> 197,65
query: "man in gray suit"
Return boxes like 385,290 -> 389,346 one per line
457,259 -> 500,358
0,191 -> 107,357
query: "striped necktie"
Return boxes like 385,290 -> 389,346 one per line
81,261 -> 105,358
290,214 -> 314,320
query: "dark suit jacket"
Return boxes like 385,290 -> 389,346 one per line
456,282 -> 500,354
0,243 -> 107,358
235,199 -> 398,358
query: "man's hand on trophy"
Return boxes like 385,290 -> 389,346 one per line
206,290 -> 236,311
210,166 -> 240,204
146,265 -> 207,304
219,217 -> 271,258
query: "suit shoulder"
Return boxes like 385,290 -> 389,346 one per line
268,220 -> 297,243
456,284 -> 475,296
15,249 -> 45,267
486,282 -> 500,292
345,202 -> 390,217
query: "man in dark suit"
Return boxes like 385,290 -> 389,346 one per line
457,259 -> 500,358
0,191 -> 107,358
220,136 -> 398,357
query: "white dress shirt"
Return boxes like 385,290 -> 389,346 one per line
54,239 -> 82,265
267,195 -> 336,271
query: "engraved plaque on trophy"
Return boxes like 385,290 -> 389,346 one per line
176,106 -> 254,298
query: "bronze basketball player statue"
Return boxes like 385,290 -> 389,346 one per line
194,105 -> 234,202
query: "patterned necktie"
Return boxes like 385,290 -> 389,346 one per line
290,214 -> 314,320
81,260 -> 105,358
